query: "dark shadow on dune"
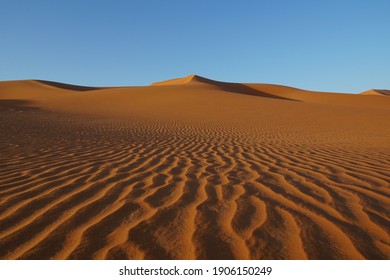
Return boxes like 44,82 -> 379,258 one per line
376,90 -> 390,96
192,76 -> 299,101
0,99 -> 42,112
35,80 -> 107,92
219,82 -> 299,101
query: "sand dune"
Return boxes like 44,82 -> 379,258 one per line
360,89 -> 390,96
0,75 -> 389,259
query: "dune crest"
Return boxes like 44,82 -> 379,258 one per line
360,89 -> 390,96
150,74 -> 212,86
34,80 -> 105,92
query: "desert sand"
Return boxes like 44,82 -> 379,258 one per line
0,74 -> 389,260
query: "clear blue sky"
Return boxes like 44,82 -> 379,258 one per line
1,0 -> 389,92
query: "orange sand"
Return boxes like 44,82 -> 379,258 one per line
0,75 -> 389,259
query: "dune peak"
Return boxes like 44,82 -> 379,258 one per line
360,89 -> 390,96
150,74 -> 210,86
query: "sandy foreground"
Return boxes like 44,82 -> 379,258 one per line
0,75 -> 389,260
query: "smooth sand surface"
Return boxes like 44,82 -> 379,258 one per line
0,75 -> 389,259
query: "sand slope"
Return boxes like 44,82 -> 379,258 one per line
360,89 -> 390,96
0,75 -> 389,259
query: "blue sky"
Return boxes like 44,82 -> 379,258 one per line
1,0 -> 389,92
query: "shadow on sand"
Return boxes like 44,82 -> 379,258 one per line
35,80 -> 106,92
0,99 -> 42,112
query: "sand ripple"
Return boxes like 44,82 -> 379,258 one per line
0,109 -> 389,259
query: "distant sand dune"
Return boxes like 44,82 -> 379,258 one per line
360,89 -> 390,96
152,74 -> 296,100
0,76 -> 389,259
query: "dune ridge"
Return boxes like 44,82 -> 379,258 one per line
151,74 -> 207,85
0,76 -> 389,259
34,80 -> 106,92
360,89 -> 390,96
